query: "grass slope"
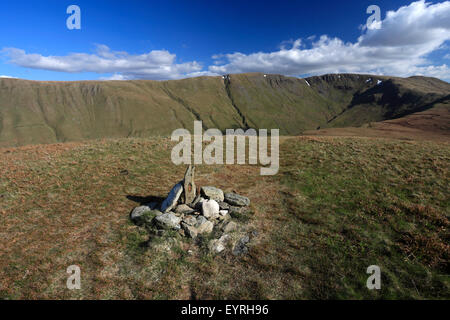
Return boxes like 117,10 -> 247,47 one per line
0,136 -> 448,299
0,73 -> 448,147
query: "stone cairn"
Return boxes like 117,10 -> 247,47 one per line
129,165 -> 254,255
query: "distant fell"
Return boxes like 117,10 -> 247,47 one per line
0,73 -> 448,147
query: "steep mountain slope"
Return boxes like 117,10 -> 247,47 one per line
0,73 -> 448,147
305,101 -> 450,142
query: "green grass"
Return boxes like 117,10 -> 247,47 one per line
1,73 -> 448,147
276,137 -> 449,299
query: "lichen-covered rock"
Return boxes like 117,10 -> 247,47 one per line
224,192 -> 250,207
181,222 -> 198,238
195,216 -> 208,227
209,234 -> 231,254
154,212 -> 181,230
197,220 -> 214,234
130,206 -> 162,226
182,165 -> 196,204
161,182 -> 183,212
218,201 -> 230,210
175,204 -> 195,215
233,235 -> 250,256
201,186 -> 224,202
222,221 -> 237,233
182,215 -> 197,226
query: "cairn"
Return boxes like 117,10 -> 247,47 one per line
130,165 -> 254,255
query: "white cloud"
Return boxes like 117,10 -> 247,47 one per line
1,1 -> 449,81
0,75 -> 16,78
209,0 -> 450,80
2,44 -> 216,80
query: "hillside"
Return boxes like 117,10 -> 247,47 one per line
0,73 -> 449,147
306,102 -> 450,142
0,136 -> 448,299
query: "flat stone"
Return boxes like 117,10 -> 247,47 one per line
181,222 -> 198,238
154,212 -> 181,230
209,239 -> 225,254
219,210 -> 228,216
202,199 -> 220,219
222,221 -> 237,233
232,235 -> 250,256
182,165 -> 196,204
195,216 -> 208,228
130,205 -> 151,221
218,213 -> 231,222
229,206 -> 250,216
201,186 -> 224,202
182,215 -> 197,226
161,182 -> 183,212
175,204 -> 195,215
130,206 -> 162,226
224,192 -> 250,207
218,201 -> 230,210
197,220 -> 214,234
209,234 -> 231,254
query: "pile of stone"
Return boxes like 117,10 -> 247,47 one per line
130,165 -> 253,255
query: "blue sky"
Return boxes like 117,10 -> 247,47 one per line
1,0 -> 449,81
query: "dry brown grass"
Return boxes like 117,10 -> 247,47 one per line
0,135 -> 448,299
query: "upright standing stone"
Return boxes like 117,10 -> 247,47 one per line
182,165 -> 196,204
161,182 -> 183,212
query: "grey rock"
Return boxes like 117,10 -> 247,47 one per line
224,192 -> 250,207
130,206 -> 162,226
209,239 -> 225,254
202,199 -> 220,219
233,235 -> 250,256
218,201 -> 230,210
181,222 -> 198,238
175,204 -> 195,215
219,209 -> 228,216
201,186 -> 224,202
197,220 -> 214,234
209,234 -> 231,254
182,215 -> 197,226
161,182 -> 183,212
154,212 -> 181,230
218,213 -> 231,222
229,206 -> 250,216
182,165 -> 196,204
195,216 -> 208,228
130,205 -> 151,221
222,221 -> 237,233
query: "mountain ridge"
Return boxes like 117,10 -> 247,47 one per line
0,73 -> 449,147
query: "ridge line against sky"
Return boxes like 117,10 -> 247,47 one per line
1,0 -> 449,81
